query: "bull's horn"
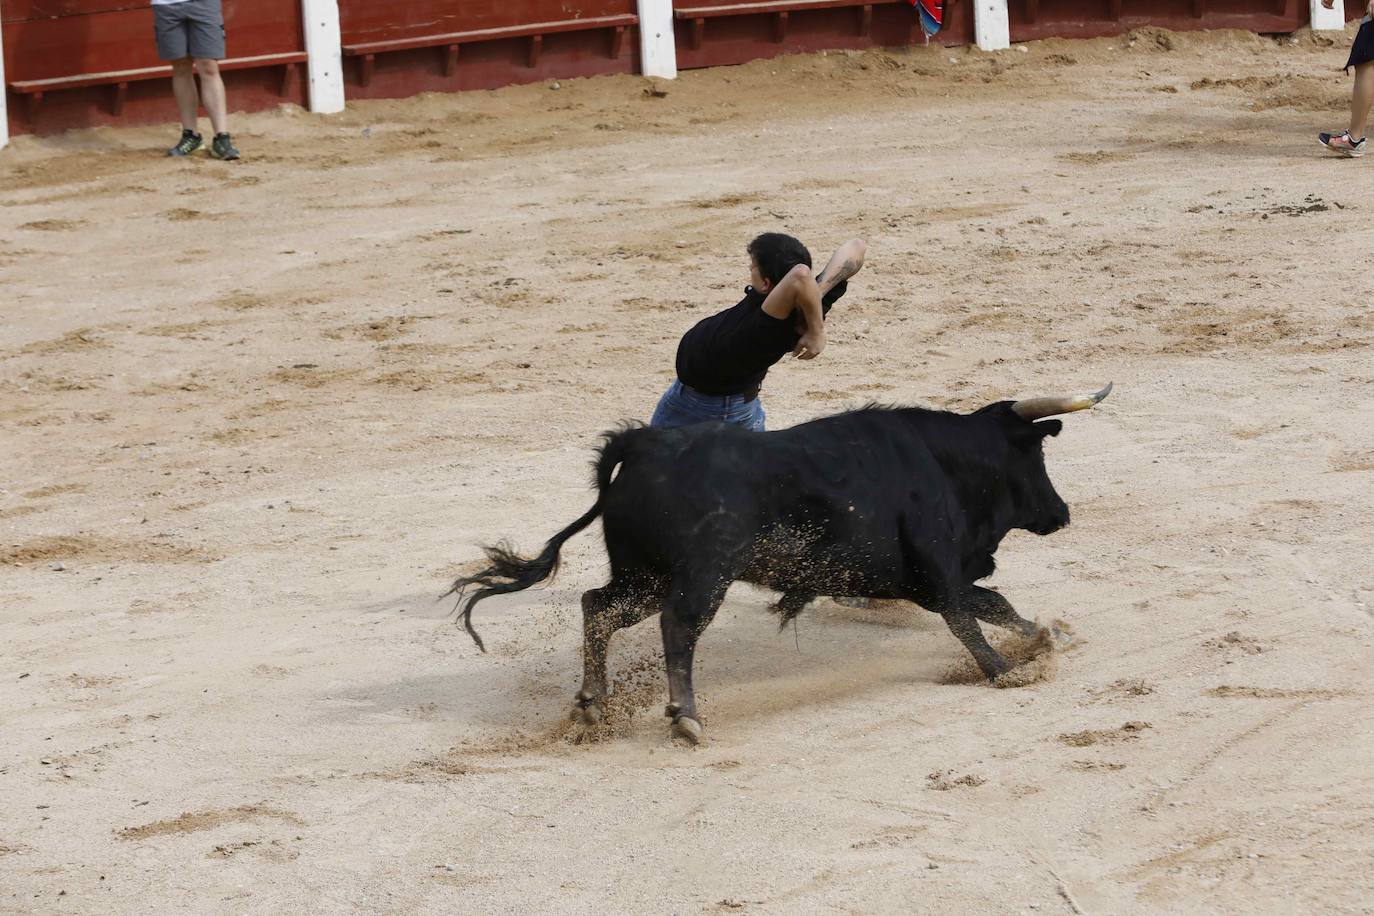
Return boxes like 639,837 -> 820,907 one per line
1011,382 -> 1113,422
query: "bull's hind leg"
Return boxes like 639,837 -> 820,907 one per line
964,585 -> 1041,638
573,586 -> 616,727
573,580 -> 660,729
660,575 -> 729,744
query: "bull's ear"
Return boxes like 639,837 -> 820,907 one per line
1035,419 -> 1063,439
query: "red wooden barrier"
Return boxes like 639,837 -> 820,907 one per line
1007,0 -> 1307,42
3,0 -> 308,136
336,0 -> 641,99
3,0 -> 1369,136
671,0 -> 973,70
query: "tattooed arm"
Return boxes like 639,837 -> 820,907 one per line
814,239 -> 867,297
760,263 -> 827,359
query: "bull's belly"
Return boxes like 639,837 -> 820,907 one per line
737,545 -> 904,598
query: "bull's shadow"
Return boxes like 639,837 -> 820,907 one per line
678,593 -> 958,730
331,584 -> 967,747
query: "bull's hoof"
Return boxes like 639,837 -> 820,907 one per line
569,696 -> 607,745
984,666 -> 1012,685
670,715 -> 703,745
570,691 -> 604,727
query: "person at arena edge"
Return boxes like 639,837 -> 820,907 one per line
1319,0 -> 1374,158
650,233 -> 867,431
153,0 -> 240,160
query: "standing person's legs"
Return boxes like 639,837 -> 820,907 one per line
1323,20 -> 1374,156
194,58 -> 228,136
184,0 -> 238,157
1350,60 -> 1374,139
170,58 -> 200,131
156,2 -> 203,153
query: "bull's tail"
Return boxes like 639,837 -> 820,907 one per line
443,424 -> 643,651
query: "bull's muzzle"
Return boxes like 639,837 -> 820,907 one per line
1031,505 -> 1070,536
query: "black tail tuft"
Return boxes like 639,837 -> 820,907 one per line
443,423 -> 649,651
442,539 -> 563,652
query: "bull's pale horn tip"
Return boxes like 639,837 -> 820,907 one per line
1012,383 -> 1114,421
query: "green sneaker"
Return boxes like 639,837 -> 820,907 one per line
167,129 -> 202,157
209,132 -> 241,161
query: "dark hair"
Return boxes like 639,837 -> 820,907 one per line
747,233 -> 811,286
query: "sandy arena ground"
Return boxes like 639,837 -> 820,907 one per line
2,22 -> 1373,914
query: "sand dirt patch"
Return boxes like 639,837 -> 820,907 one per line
1205,685 -> 1349,700
118,805 -> 302,840
1058,721 -> 1153,747
18,218 -> 87,231
0,535 -> 218,566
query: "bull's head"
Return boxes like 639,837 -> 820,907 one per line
990,383 -> 1113,536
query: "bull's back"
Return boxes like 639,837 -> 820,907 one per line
599,416 -> 961,587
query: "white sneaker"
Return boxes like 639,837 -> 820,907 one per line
1319,129 -> 1367,158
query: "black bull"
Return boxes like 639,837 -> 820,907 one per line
449,385 -> 1111,743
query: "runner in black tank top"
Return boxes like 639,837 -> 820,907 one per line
650,233 -> 866,432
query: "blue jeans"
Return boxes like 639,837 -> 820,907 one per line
650,380 -> 766,431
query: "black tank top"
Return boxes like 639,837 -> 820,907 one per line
674,280 -> 848,396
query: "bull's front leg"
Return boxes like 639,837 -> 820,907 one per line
941,611 -> 1011,682
964,585 -> 1072,649
963,585 -> 1041,638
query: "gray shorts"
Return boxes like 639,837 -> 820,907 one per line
153,0 -> 226,61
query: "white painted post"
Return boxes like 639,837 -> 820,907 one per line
637,0 -> 677,80
301,0 -> 346,113
0,12 -> 9,150
1310,0 -> 1346,30
974,0 -> 1010,51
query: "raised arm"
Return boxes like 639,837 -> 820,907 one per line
760,263 -> 826,359
814,238 -> 867,297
